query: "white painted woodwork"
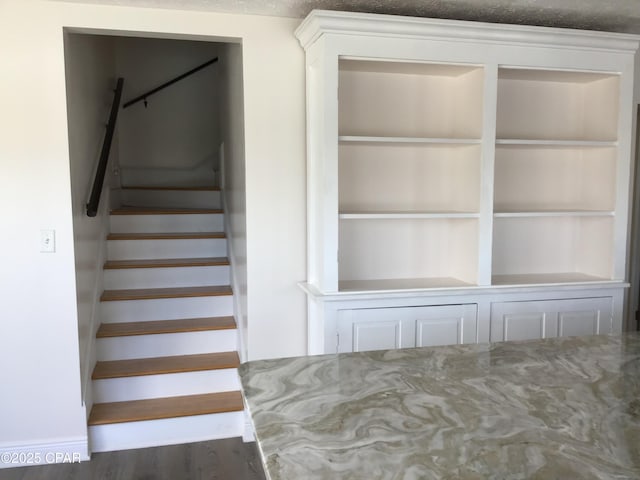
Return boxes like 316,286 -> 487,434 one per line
89,411 -> 244,453
296,10 -> 638,354
101,295 -> 234,323
103,265 -> 230,289
339,136 -> 481,144
96,329 -> 238,360
305,285 -> 624,354
120,189 -> 222,209
336,304 -> 477,352
109,213 -> 223,233
490,297 -> 612,342
92,369 -> 240,403
107,238 -> 227,260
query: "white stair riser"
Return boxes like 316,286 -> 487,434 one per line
110,214 -> 223,233
121,190 -> 221,209
93,369 -> 240,403
89,411 -> 244,452
101,296 -> 233,323
97,330 -> 238,360
107,239 -> 227,260
104,265 -> 230,289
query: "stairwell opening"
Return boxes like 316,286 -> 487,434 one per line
64,30 -> 248,451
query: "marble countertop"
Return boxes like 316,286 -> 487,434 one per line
239,334 -> 640,479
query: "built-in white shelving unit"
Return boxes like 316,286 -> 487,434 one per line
296,10 -> 639,354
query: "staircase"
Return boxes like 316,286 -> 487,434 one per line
88,186 -> 244,453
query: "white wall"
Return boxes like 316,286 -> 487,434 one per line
63,32 -> 117,411
115,36 -> 221,187
0,0 -> 89,460
0,0 -> 306,455
220,43 -> 249,361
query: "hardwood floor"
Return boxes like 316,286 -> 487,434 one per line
0,438 -> 266,480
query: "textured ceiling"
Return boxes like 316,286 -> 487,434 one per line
51,0 -> 640,34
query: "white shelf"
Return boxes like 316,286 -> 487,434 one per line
340,212 -> 480,220
492,272 -> 611,286
339,277 -> 474,292
493,210 -> 614,218
495,139 -> 617,147
339,136 -> 481,145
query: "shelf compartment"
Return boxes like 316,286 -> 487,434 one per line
339,59 -> 483,139
494,145 -> 616,212
496,67 -> 619,142
492,216 -> 613,281
339,218 -> 478,288
339,143 -> 481,214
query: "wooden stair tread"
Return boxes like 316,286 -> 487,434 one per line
104,257 -> 230,269
107,232 -> 225,240
111,207 -> 223,215
97,316 -> 236,338
92,352 -> 240,379
122,185 -> 221,191
101,285 -> 232,301
88,391 -> 243,426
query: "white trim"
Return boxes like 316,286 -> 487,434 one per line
299,280 -> 629,302
80,187 -> 111,412
0,438 -> 89,469
295,10 -> 640,52
220,143 -> 247,363
493,210 -> 614,218
339,135 -> 481,145
242,411 -> 255,443
495,139 -> 618,147
339,212 -> 479,219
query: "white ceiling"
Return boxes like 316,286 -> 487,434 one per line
52,0 -> 640,34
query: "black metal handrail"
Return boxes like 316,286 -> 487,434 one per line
122,57 -> 218,109
86,77 -> 124,217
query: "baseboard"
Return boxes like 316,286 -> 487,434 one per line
0,438 -> 89,469
221,190 -> 248,363
242,410 -> 255,443
80,187 -> 111,416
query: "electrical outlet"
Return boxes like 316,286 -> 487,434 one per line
40,229 -> 55,253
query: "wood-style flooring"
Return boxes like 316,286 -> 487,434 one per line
0,438 -> 265,480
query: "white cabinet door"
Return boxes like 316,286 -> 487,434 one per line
490,297 -> 612,342
337,304 -> 477,353
414,304 -> 478,348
